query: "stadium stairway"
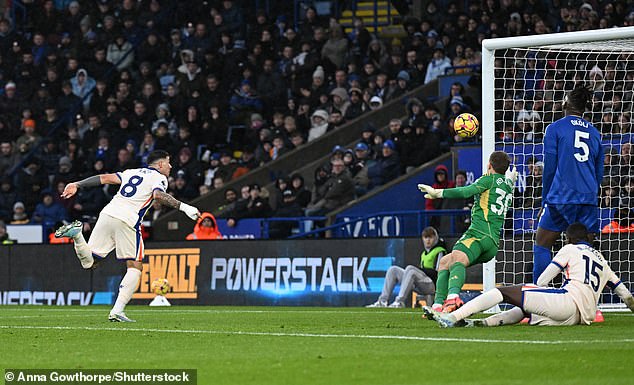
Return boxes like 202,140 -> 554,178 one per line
339,1 -> 406,38
153,80 -> 442,241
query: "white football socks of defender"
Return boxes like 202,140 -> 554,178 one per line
452,289 -> 504,321
110,268 -> 142,315
481,307 -> 525,326
71,232 -> 94,269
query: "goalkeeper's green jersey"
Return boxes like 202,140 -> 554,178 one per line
442,173 -> 514,246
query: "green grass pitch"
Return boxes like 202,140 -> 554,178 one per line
1,306 -> 633,385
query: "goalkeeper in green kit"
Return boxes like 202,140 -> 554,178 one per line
418,151 -> 517,313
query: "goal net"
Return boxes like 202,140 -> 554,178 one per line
481,27 -> 634,309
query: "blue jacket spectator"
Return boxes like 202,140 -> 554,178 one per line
368,140 -> 401,188
70,68 -> 96,110
31,190 -> 68,227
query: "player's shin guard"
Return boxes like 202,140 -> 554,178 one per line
434,270 -> 449,305
532,245 -> 551,283
110,268 -> 142,315
447,262 -> 466,296
453,288 -> 503,321
73,232 -> 94,269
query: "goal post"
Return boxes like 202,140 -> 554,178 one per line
481,26 -> 634,309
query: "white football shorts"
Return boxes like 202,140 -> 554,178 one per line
522,286 -> 581,326
88,214 -> 144,261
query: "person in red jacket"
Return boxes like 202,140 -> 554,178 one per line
186,212 -> 223,240
425,164 -> 455,211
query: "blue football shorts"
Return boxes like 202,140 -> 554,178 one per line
538,204 -> 599,233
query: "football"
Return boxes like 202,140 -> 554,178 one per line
151,278 -> 170,296
453,113 -> 479,138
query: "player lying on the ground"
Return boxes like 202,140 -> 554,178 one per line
424,223 -> 634,328
418,151 -> 517,313
366,227 -> 444,308
55,150 -> 201,322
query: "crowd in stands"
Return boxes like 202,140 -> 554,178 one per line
0,0 -> 632,240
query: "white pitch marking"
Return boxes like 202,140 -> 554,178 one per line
0,325 -> 631,345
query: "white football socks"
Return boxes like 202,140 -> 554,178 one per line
72,232 -> 94,269
482,307 -> 526,327
110,268 -> 142,315
452,288 -> 504,321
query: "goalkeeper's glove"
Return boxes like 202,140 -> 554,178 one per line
417,184 -> 443,199
179,202 -> 201,221
505,165 -> 518,185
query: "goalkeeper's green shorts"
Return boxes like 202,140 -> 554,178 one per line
453,229 -> 498,265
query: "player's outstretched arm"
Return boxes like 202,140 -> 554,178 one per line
607,269 -> 634,312
60,173 -> 120,199
153,190 -> 201,220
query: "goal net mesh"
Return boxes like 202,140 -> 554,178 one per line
493,38 -> 634,308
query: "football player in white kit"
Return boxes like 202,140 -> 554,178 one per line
424,223 -> 634,327
55,150 -> 201,322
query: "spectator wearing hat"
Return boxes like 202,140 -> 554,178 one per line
152,120 -> 176,155
216,151 -> 238,183
186,212 -> 223,240
390,71 -> 411,101
0,82 -> 21,125
245,183 -> 271,218
16,119 -> 41,155
298,65 -> 329,109
308,109 -> 331,142
270,185 -> 304,239
405,97 -> 424,128
369,96 -> 383,110
367,139 -> 401,189
229,79 -> 264,123
424,47 -> 452,84
10,201 -> 29,225
329,87 -> 350,117
172,170 -> 198,202
345,87 -> 368,121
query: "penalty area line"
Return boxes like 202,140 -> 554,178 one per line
0,325 -> 631,345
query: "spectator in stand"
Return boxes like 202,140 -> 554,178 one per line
306,158 -> 354,216
425,164 -> 455,214
405,98 -> 424,128
368,140 -> 401,189
246,183 -> 271,218
308,109 -> 331,142
439,170 -> 473,234
345,87 -> 367,121
31,190 -> 68,229
0,176 -> 16,221
389,70 -> 411,101
186,212 -> 223,240
0,141 -> 19,175
10,201 -> 29,225
290,173 -> 311,209
523,161 -> 544,209
424,47 -> 452,84
172,170 -> 198,202
412,118 -> 441,169
16,119 -> 41,156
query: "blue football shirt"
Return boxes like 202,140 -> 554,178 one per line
542,115 -> 604,205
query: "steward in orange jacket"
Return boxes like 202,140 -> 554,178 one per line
186,212 -> 223,240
